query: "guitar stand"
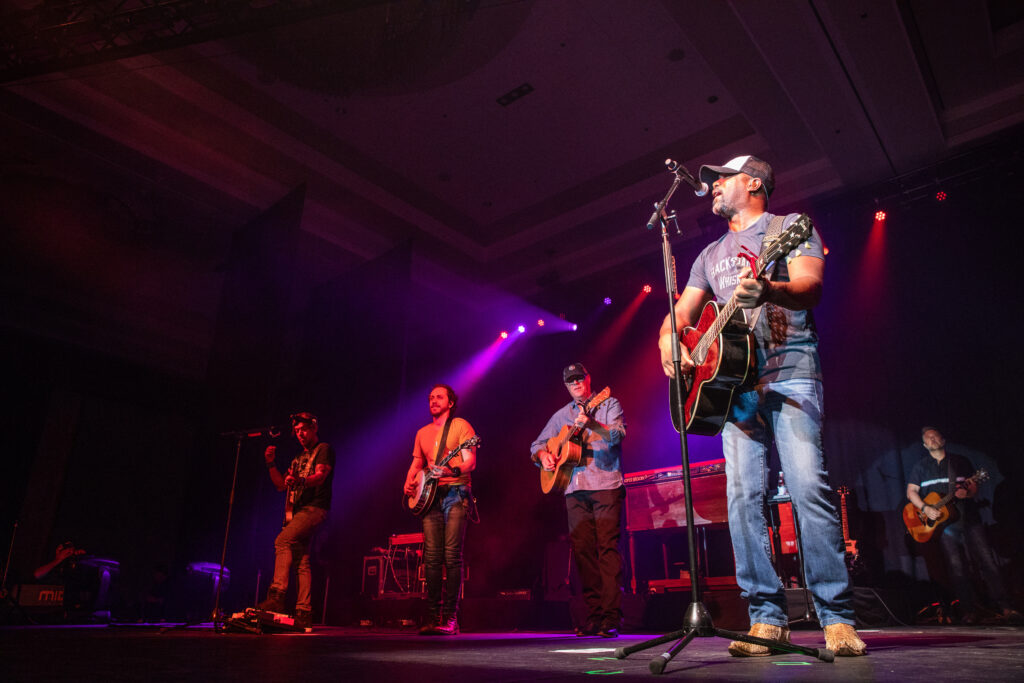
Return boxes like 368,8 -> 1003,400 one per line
616,175 -> 833,674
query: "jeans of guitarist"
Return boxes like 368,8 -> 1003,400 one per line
422,485 -> 471,624
723,378 -> 855,628
269,506 -> 328,614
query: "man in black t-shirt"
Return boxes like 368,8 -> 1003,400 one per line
257,411 -> 335,628
906,427 -> 1020,624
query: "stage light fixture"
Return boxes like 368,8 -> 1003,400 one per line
874,210 -> 887,222
517,325 -> 526,333
642,284 -> 652,294
572,324 -> 578,331
603,297 -> 612,305
500,331 -> 508,339
537,319 -> 545,327
936,191 -> 947,202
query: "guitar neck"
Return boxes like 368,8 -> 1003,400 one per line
932,473 -> 979,508
840,495 -> 851,542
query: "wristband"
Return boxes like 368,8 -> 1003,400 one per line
450,466 -> 462,478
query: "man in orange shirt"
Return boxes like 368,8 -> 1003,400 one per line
404,384 -> 477,635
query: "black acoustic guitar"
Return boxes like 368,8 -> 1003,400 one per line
405,435 -> 481,516
669,215 -> 814,435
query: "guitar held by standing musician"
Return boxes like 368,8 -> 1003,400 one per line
667,215 -> 814,436
538,386 -> 611,493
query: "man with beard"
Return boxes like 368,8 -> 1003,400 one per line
658,155 -> 865,656
404,384 -> 477,635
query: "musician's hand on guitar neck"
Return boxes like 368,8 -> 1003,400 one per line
733,267 -> 769,309
536,449 -> 557,472
659,333 -> 695,378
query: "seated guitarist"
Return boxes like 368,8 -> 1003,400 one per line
658,155 -> 865,656
530,363 -> 626,638
403,384 -> 477,635
907,427 -> 1021,624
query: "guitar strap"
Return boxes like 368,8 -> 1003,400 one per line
434,416 -> 454,465
745,214 -> 788,333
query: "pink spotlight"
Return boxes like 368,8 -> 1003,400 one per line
537,319 -> 545,327
642,284 -> 652,294
517,325 -> 526,333
874,210 -> 887,222
572,324 -> 578,331
500,331 -> 508,339
603,297 -> 612,305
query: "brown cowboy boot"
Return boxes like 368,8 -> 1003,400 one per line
823,623 -> 867,656
727,622 -> 791,657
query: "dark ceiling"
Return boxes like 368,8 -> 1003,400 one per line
2,0 -> 1023,379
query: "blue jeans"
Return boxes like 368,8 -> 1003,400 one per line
722,378 -> 854,627
421,485 -> 470,620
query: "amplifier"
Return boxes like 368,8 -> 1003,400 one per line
362,555 -> 384,596
623,459 -> 727,531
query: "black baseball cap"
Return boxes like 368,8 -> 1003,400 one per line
290,411 -> 318,427
562,363 -> 589,383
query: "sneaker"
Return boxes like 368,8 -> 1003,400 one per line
256,590 -> 286,614
727,623 -> 791,657
575,619 -> 600,637
294,610 -> 312,630
597,622 -> 619,639
436,617 -> 459,635
823,623 -> 867,656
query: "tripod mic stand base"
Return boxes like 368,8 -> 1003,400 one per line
615,600 -> 834,674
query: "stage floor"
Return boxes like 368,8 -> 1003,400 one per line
2,624 -> 1023,681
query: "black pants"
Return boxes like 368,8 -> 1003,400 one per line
566,486 -> 625,625
938,519 -> 1010,613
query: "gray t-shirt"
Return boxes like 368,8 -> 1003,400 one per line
686,212 -> 824,384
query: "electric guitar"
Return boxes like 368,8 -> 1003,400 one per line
405,435 -> 481,516
901,469 -> 989,543
669,215 -> 814,435
837,486 -> 859,557
539,387 -> 612,494
836,485 -> 866,575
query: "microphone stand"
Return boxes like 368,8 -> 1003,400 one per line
614,166 -> 833,674
212,426 -> 279,631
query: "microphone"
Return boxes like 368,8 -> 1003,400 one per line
665,159 -> 709,197
243,426 -> 282,439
